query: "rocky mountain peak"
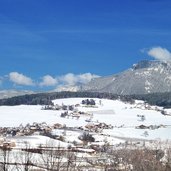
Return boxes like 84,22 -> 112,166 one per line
81,60 -> 171,95
132,60 -> 169,70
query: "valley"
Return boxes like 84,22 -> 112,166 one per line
0,98 -> 171,170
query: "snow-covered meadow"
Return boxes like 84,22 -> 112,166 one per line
0,98 -> 171,142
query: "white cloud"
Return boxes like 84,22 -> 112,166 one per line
7,72 -> 99,89
9,72 -> 34,86
147,47 -> 171,61
53,73 -> 99,91
40,75 -> 57,86
59,73 -> 99,86
77,73 -> 99,84
55,85 -> 79,92
39,73 -> 99,89
59,73 -> 77,85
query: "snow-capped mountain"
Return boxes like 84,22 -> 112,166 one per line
81,60 -> 171,95
0,90 -> 35,99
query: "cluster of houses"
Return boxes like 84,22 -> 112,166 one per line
136,124 -> 165,130
134,102 -> 171,116
42,99 -> 101,122
42,99 -> 98,112
60,110 -> 92,120
85,122 -> 113,133
0,122 -> 65,147
42,103 -> 77,111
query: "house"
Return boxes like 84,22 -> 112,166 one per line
53,123 -> 63,129
136,125 -> 149,129
1,141 -> 16,148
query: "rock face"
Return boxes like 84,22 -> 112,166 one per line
81,60 -> 171,95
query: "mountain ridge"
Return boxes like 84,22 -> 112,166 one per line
81,60 -> 171,95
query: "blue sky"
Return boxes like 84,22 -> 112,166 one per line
0,0 -> 171,90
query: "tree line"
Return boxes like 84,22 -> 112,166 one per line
131,92 -> 171,108
1,91 -> 171,108
0,91 -> 133,106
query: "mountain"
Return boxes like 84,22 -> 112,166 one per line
0,90 -> 35,99
81,60 -> 171,95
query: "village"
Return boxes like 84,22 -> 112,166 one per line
0,99 -> 126,170
0,98 -> 171,170
0,99 -> 115,150
0,122 -> 167,171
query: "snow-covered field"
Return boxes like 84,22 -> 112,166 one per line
0,98 -> 171,142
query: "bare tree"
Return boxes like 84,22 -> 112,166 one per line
40,141 -> 66,171
15,142 -> 36,171
164,146 -> 171,171
0,146 -> 11,171
108,148 -> 165,171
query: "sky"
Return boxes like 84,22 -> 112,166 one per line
0,0 -> 171,91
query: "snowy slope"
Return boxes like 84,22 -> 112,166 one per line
0,98 -> 171,140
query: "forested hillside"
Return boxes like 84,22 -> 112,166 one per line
0,91 -> 171,108
131,92 -> 171,108
0,91 -> 132,106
